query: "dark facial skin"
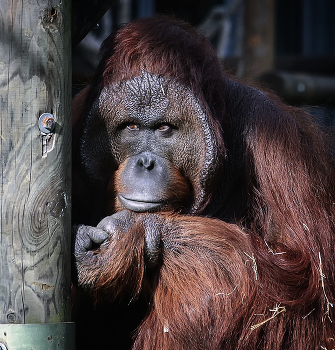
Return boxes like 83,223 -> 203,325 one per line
114,151 -> 191,212
80,71 -> 221,215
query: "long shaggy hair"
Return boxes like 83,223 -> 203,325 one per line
73,16 -> 335,350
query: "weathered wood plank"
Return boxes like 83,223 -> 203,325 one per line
0,0 -> 71,324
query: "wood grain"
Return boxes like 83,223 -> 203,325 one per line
0,0 -> 71,323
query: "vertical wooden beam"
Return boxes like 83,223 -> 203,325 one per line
0,0 -> 71,329
239,0 -> 275,79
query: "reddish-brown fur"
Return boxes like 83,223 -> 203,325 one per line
77,215 -> 254,349
73,16 -> 335,350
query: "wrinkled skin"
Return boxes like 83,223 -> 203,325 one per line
79,72 -> 221,219
75,210 -> 162,272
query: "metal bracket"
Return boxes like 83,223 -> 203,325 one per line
0,323 -> 75,350
38,113 -> 56,157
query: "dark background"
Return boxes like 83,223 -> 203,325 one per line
72,0 -> 335,127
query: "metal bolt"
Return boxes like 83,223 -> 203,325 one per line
6,311 -> 16,324
0,343 -> 8,350
39,113 -> 55,133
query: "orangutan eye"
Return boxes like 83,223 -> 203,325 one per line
126,124 -> 140,131
157,124 -> 172,133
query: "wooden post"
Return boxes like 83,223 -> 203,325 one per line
239,0 -> 275,79
0,0 -> 73,347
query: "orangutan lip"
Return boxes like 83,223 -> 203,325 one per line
118,195 -> 163,212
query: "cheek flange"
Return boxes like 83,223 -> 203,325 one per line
95,73 -> 221,214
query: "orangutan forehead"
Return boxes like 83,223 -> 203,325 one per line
99,72 -> 203,118
116,71 -> 175,101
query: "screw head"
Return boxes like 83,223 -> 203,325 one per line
39,113 -> 55,133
